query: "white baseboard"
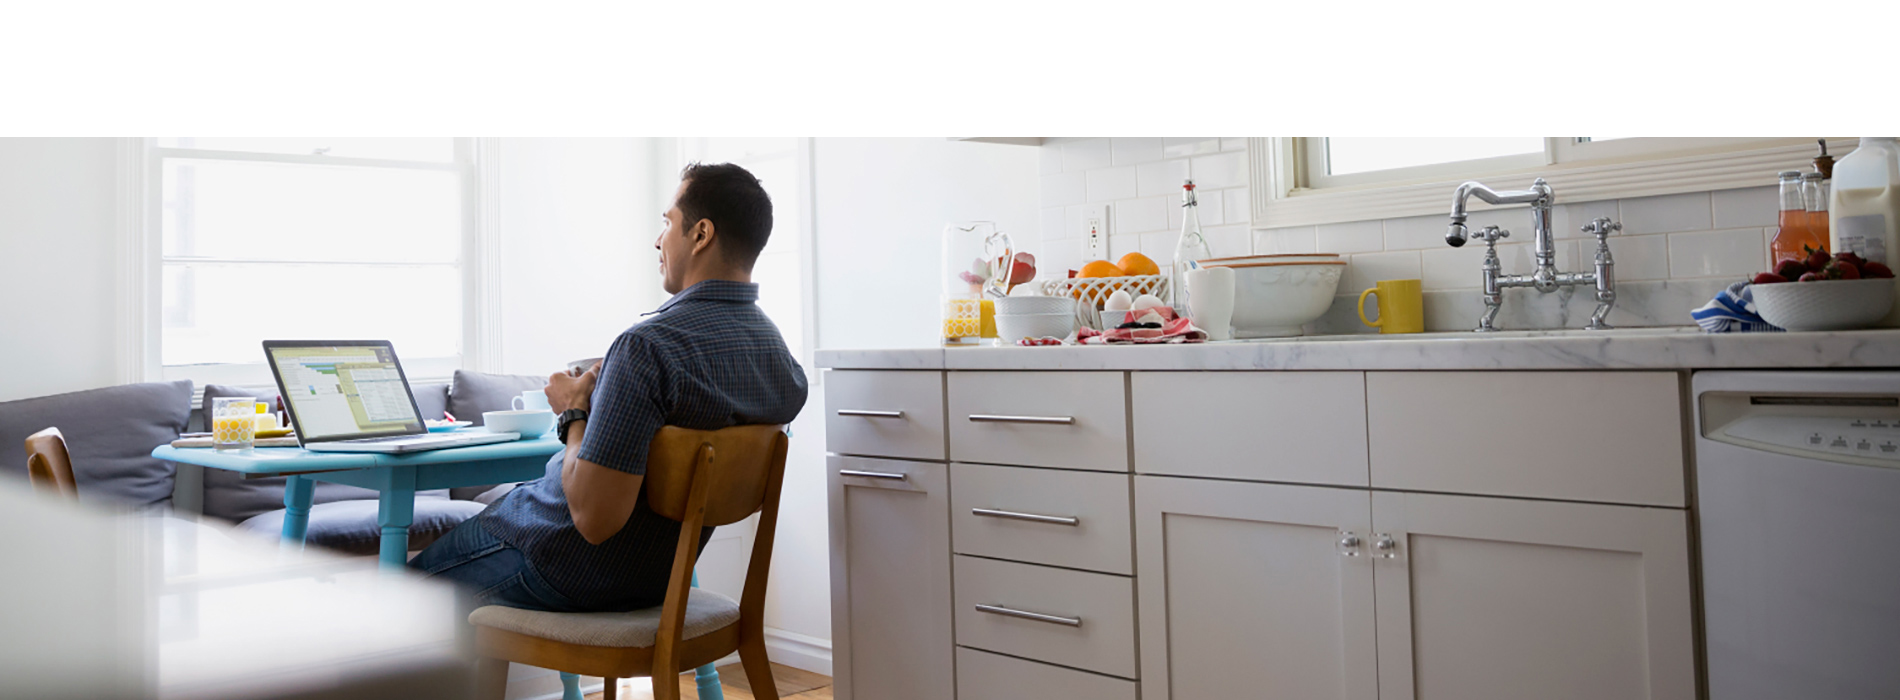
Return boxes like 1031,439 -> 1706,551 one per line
763,627 -> 832,677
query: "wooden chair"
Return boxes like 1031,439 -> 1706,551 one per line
25,427 -> 78,499
468,424 -> 790,700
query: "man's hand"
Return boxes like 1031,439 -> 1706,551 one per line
546,364 -> 598,414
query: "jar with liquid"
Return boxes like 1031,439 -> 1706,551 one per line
1829,137 -> 1900,325
1771,170 -> 1822,264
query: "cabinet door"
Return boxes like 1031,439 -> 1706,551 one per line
1370,491 -> 1695,700
1135,476 -> 1377,700
828,456 -> 953,700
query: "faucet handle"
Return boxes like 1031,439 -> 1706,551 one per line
1472,225 -> 1510,245
1582,217 -> 1621,239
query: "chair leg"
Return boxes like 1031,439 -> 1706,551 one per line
603,677 -> 618,700
738,628 -> 778,700
475,658 -> 508,700
652,665 -> 680,700
560,671 -> 582,700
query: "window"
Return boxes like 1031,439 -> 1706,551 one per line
675,138 -> 815,372
152,138 -> 476,385
1258,137 -> 1839,228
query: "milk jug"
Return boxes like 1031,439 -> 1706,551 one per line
1829,137 -> 1900,326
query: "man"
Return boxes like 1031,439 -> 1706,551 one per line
409,162 -> 809,612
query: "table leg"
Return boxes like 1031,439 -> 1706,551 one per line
377,479 -> 416,572
692,571 -> 724,700
279,474 -> 314,551
559,672 -> 581,700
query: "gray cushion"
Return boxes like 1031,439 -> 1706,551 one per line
199,383 -> 452,523
0,380 -> 192,509
468,588 -> 741,647
445,370 -> 549,500
236,497 -> 487,556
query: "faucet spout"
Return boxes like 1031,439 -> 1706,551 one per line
1446,179 -> 1552,248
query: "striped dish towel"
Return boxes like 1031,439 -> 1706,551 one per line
1691,282 -> 1783,333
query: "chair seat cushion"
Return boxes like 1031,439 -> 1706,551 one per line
236,498 -> 488,556
468,588 -> 741,648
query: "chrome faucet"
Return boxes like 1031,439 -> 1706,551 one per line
1445,178 -> 1619,332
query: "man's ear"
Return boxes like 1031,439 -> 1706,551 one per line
690,219 -> 717,256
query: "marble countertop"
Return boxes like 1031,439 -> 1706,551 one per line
816,326 -> 1900,371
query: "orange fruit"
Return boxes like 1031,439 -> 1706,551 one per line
1080,260 -> 1125,278
1116,252 -> 1160,277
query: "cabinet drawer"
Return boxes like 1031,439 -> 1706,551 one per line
1133,371 -> 1369,486
953,555 -> 1137,679
947,371 -> 1128,471
952,463 -> 1133,575
956,647 -> 1137,700
1366,371 -> 1687,507
825,370 -> 945,461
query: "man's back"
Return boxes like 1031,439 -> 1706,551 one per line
476,280 -> 808,611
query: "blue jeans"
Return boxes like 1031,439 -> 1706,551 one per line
409,516 -> 579,612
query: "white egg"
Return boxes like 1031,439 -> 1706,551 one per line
1131,294 -> 1165,312
1134,311 -> 1166,325
1104,289 -> 1133,311
1007,282 -> 1040,297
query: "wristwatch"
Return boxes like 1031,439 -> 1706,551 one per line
557,408 -> 590,442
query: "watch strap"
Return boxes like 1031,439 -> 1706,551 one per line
557,408 -> 589,442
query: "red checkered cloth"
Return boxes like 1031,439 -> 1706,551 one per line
1075,307 -> 1207,344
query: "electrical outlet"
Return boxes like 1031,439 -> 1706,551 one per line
1083,205 -> 1109,262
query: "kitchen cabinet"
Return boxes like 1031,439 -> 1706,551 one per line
1369,490 -> 1694,700
1133,371 -> 1369,486
1134,475 -> 1694,700
1135,476 -> 1378,700
827,456 -> 953,700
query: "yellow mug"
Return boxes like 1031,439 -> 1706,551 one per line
1358,279 -> 1424,334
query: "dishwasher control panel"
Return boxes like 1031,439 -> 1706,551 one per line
1722,415 -> 1900,461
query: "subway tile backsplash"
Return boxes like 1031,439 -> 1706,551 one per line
1036,138 -> 1769,331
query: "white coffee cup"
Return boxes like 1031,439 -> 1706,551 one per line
513,389 -> 552,412
1186,266 -> 1237,341
483,409 -> 556,439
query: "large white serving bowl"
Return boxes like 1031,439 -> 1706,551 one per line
1201,253 -> 1341,266
1217,261 -> 1347,338
995,296 -> 1076,315
1752,278 -> 1895,331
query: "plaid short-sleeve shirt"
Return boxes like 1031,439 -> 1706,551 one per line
478,280 -> 808,609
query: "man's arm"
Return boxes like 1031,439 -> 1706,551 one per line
546,365 -> 645,545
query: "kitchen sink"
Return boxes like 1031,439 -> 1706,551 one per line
1236,325 -> 1703,344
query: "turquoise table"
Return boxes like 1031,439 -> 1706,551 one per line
152,433 -> 727,700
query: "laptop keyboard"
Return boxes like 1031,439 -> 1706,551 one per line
349,435 -> 426,443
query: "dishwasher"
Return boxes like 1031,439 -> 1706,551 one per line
1695,371 -> 1900,700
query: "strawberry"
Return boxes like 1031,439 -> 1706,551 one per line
1865,262 -> 1895,279
1836,251 -> 1868,269
1800,271 -> 1823,282
1775,259 -> 1810,280
1837,260 -> 1862,279
1752,272 -> 1788,285
1806,247 -> 1832,273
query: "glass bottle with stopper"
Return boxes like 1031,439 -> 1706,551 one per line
1171,179 -> 1213,312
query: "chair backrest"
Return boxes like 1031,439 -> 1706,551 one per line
642,424 -> 789,665
24,427 -> 77,499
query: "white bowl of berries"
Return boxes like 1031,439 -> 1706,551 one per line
1750,249 -> 1896,332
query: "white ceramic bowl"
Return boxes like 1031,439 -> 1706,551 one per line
1202,253 -> 1342,267
995,312 -> 1076,343
482,409 -> 556,439
1752,278 -> 1895,331
995,296 -> 1076,316
1225,261 -> 1348,338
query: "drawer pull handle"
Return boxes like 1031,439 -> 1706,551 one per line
968,414 -> 1075,425
972,508 -> 1080,526
837,409 -> 904,418
974,603 -> 1083,627
838,469 -> 908,481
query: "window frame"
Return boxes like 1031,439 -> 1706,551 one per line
119,138 -> 499,394
1256,137 -> 1853,229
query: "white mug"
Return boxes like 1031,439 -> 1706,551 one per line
1186,266 -> 1236,341
513,389 -> 553,412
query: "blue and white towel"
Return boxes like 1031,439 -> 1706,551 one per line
1691,282 -> 1784,333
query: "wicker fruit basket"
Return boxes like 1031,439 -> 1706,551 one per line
1039,275 -> 1171,330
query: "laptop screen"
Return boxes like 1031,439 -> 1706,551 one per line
264,341 -> 425,442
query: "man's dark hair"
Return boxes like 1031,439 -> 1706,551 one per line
677,162 -> 774,268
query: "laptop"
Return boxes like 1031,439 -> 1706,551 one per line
263,340 -> 519,453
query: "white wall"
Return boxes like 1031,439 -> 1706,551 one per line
493,138 -> 667,376
0,138 -> 123,402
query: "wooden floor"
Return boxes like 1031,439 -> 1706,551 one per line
586,662 -> 832,700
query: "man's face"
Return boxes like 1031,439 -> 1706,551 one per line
655,181 -> 692,295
